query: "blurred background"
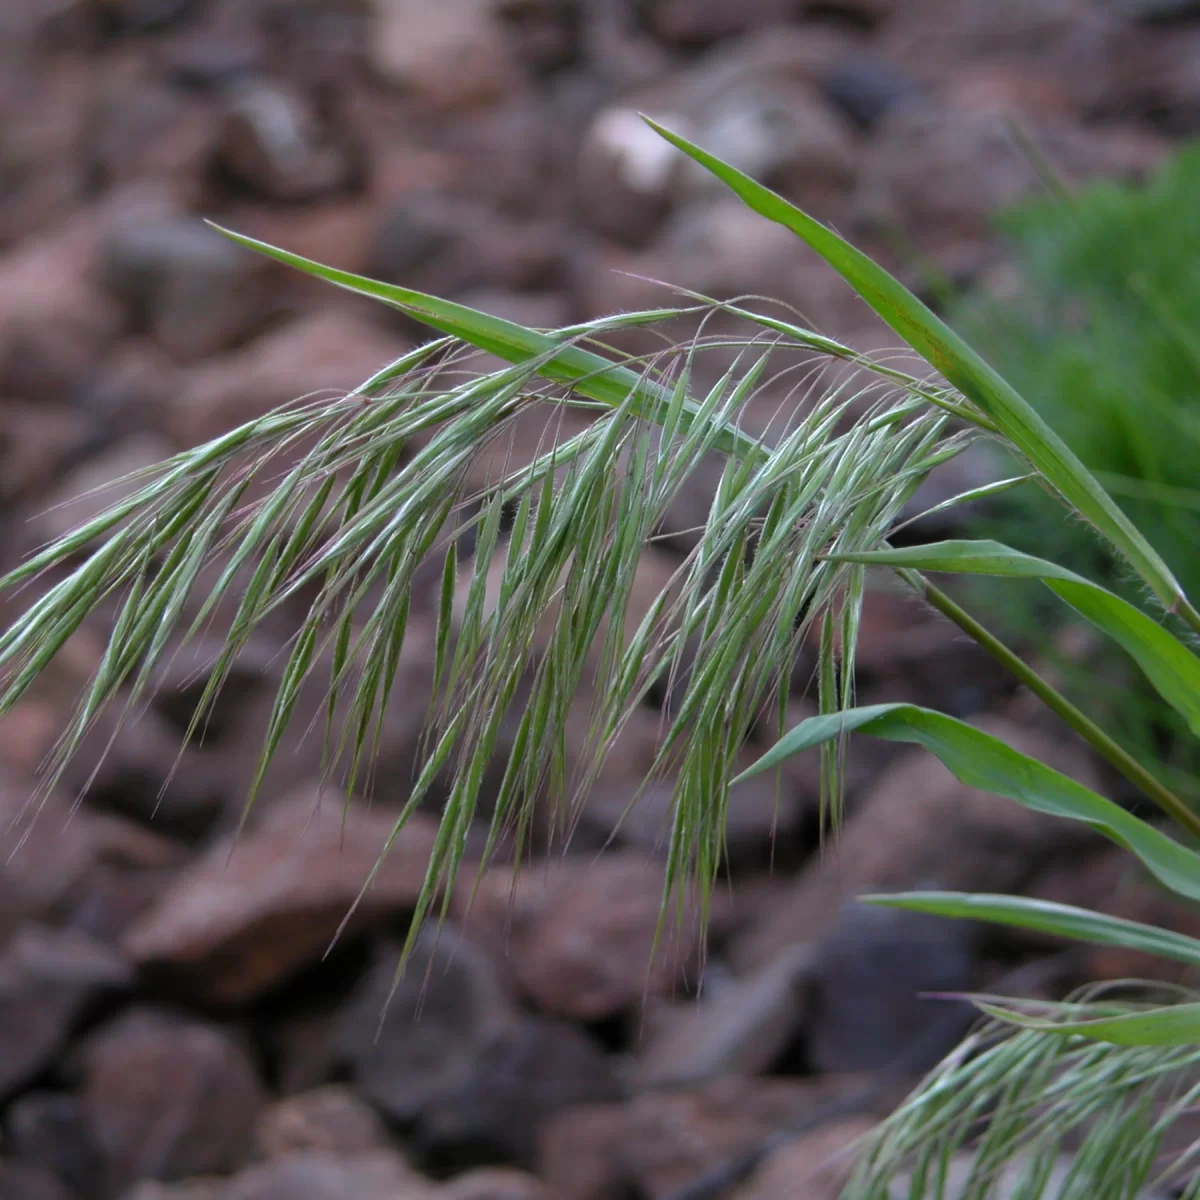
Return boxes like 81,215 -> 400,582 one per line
2,2 -> 1200,1198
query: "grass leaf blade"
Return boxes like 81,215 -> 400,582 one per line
641,118 -> 1193,622
866,891 -> 1200,972
736,702 -> 1200,902
829,539 -> 1200,738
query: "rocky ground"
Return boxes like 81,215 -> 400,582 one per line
3,2 -> 1200,1199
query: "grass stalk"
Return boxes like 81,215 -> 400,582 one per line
909,568 -> 1200,840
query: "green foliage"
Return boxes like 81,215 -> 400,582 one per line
740,702 -> 1200,901
4,124 -> 1200,1196
952,147 -> 1200,797
848,1007 -> 1200,1198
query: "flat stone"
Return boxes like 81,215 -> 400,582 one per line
124,787 -> 442,1003
456,852 -> 710,1021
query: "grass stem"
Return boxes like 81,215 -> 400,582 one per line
907,569 -> 1200,841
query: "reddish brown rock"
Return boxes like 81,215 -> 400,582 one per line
63,699 -> 229,840
809,578 -> 961,674
580,742 -> 814,872
122,1181 -> 226,1200
367,0 -> 522,110
5,1090 -> 101,1199
81,1008 -> 264,1195
0,399 -> 97,508
947,59 -> 1080,121
224,1150 -> 435,1200
1102,22 -> 1200,134
212,616 -> 441,818
539,1076 -> 865,1200
437,1167 -> 552,1200
878,0 -> 1092,70
576,27 -> 860,247
634,944 -> 814,1088
80,56 -> 218,199
536,1104 -> 630,1200
0,925 -> 131,1096
733,1116 -> 877,1200
456,852 -> 712,1020
164,311 -> 412,447
122,786 -> 442,1003
0,207 -> 122,404
27,433 -> 176,546
64,815 -> 190,946
806,0 -> 897,18
0,1162 -> 74,1200
369,192 -> 565,301
0,57 -> 89,250
494,0 -> 580,73
803,899 -> 976,1074
627,1078 -> 867,1197
221,192 -> 412,294
0,770 -> 104,921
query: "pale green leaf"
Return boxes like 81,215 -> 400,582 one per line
737,703 -> 1200,902
866,891 -> 1200,972
976,998 -> 1200,1047
642,118 -> 1195,624
826,539 -> 1200,738
208,223 -> 764,464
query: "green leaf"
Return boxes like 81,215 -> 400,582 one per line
826,539 -> 1200,738
976,999 -> 1200,1047
208,223 -> 764,465
642,118 -> 1194,623
736,703 -> 1200,902
866,891 -> 1200,972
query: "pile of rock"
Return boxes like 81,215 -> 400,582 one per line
3,1 -> 1200,1197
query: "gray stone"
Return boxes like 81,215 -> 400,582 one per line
5,1091 -> 101,1198
821,53 -> 923,130
100,210 -> 275,362
805,900 -> 977,1075
0,1161 -> 73,1200
335,926 -> 517,1125
416,1016 -> 623,1169
217,80 -> 354,203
